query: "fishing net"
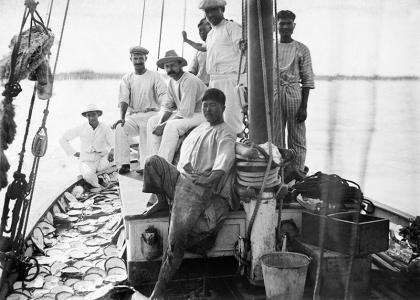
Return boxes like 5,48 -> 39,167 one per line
0,24 -> 54,84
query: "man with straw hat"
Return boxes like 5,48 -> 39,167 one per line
112,46 -> 168,175
147,50 -> 207,165
60,104 -> 114,190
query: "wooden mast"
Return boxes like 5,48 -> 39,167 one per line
248,0 -> 273,143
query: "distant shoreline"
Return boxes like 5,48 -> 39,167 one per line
54,71 -> 420,81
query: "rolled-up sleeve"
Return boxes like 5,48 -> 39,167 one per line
118,75 -> 130,106
227,21 -> 242,50
154,73 -> 168,105
213,134 -> 235,173
161,84 -> 176,113
299,46 -> 315,89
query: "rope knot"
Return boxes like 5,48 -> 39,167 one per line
2,82 -> 22,98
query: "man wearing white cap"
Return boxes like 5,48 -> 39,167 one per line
199,0 -> 245,135
112,46 -> 168,174
60,104 -> 114,189
147,50 -> 207,164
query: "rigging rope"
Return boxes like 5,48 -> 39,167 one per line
156,0 -> 165,71
139,0 -> 146,45
181,0 -> 187,57
45,0 -> 54,27
15,0 -> 72,251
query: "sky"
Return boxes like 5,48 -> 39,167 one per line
1,0 -> 420,76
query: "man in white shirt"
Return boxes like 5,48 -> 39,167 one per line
60,104 -> 114,189
182,18 -> 212,86
199,0 -> 246,135
147,50 -> 207,165
112,46 -> 167,174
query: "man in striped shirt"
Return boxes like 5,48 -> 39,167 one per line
273,10 -> 315,173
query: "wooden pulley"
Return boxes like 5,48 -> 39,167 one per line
31,127 -> 48,157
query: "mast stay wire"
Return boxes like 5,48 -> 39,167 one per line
156,0 -> 165,71
139,0 -> 146,45
181,0 -> 187,57
45,0 -> 54,27
18,0 -> 72,252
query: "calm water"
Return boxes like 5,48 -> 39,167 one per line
0,78 -> 419,230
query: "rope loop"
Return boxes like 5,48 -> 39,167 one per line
2,82 -> 22,98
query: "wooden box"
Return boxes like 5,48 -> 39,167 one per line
290,239 -> 371,299
301,211 -> 389,255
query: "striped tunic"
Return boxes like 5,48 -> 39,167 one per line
273,40 -> 314,171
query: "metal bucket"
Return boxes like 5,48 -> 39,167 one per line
261,252 -> 310,300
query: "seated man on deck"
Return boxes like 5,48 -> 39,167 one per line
142,88 -> 236,298
59,104 -> 114,191
147,50 -> 207,164
112,46 -> 167,175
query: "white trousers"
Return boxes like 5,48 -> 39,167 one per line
115,111 -> 158,168
209,74 -> 244,134
80,154 -> 110,187
147,113 -> 205,164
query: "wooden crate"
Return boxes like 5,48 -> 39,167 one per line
301,210 -> 389,255
290,239 -> 371,299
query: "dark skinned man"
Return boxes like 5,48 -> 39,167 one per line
143,88 -> 236,299
273,10 -> 314,173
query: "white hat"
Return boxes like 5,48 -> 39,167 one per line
199,0 -> 226,10
81,104 -> 103,117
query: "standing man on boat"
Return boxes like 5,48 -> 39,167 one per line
182,18 -> 212,86
112,46 -> 167,174
147,50 -> 207,165
199,0 -> 246,135
60,104 -> 114,190
143,89 -> 236,298
273,10 -> 314,173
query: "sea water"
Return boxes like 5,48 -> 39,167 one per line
0,78 -> 419,230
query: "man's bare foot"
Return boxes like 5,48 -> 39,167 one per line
141,195 -> 168,217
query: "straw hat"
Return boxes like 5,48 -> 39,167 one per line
156,50 -> 188,69
81,104 -> 103,117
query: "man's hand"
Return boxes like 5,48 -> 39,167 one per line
152,123 -> 166,136
74,152 -> 80,158
296,106 -> 307,123
112,119 -> 125,129
193,175 -> 215,188
108,150 -> 114,162
182,31 -> 188,42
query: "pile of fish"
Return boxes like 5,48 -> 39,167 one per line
7,173 -> 129,300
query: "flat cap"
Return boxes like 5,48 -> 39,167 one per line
129,46 -> 149,55
199,0 -> 226,9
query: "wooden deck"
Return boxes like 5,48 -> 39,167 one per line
118,169 -> 303,287
118,170 -> 420,299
